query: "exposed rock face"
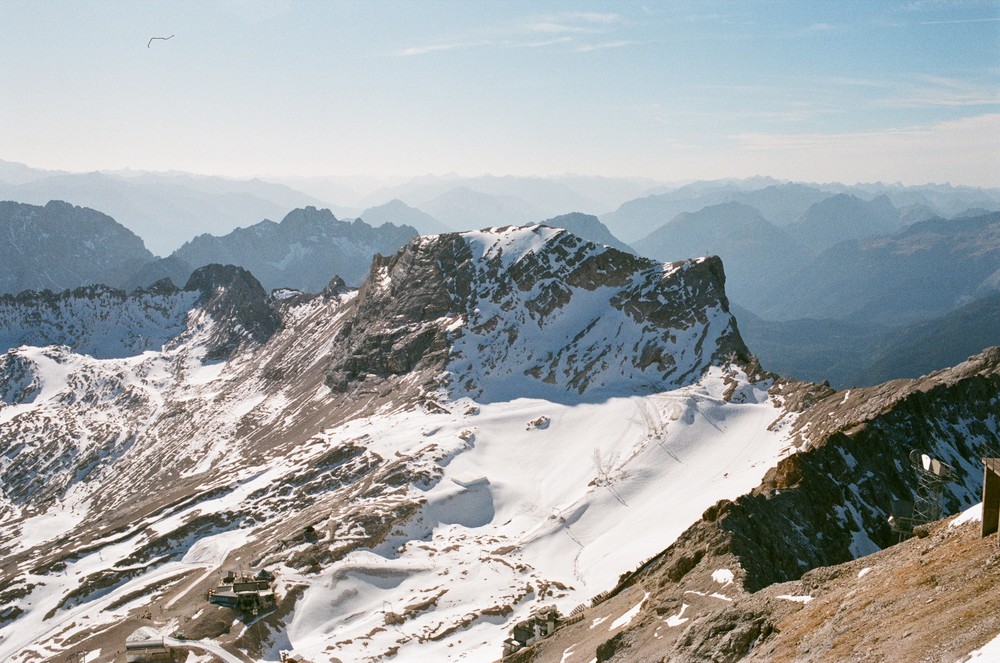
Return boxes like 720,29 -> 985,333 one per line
171,206 -> 418,291
326,233 -> 470,393
327,225 -> 750,401
183,264 -> 281,360
0,200 -> 154,295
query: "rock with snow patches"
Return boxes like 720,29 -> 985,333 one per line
0,264 -> 279,361
183,264 -> 280,360
519,347 -> 1000,663
328,224 -> 750,401
0,282 -> 197,358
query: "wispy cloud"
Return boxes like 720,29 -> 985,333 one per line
390,40 -> 493,57
920,17 -> 1000,24
573,40 -> 643,53
386,10 -> 629,58
524,21 -> 595,34
504,37 -> 573,49
523,12 -> 623,34
565,12 -> 623,24
878,76 -> 1000,108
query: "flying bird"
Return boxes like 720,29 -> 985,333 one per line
147,35 -> 174,48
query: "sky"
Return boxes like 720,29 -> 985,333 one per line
1,0 -> 998,186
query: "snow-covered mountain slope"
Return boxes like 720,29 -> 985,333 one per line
6,225 -> 992,663
0,283 -> 197,358
518,347 -> 1000,663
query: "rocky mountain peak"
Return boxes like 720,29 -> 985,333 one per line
183,264 -> 280,359
0,200 -> 153,295
328,225 -> 749,402
276,204 -> 337,230
171,206 -> 418,291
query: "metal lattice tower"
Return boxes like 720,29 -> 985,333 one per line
909,449 -> 956,526
889,450 -> 957,542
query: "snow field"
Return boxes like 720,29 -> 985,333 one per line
277,367 -> 796,661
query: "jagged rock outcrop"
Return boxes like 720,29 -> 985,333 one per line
326,233 -> 470,393
0,200 -> 154,295
183,264 -> 281,360
327,225 -> 751,401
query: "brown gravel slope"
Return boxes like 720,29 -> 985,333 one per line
517,514 -> 1000,663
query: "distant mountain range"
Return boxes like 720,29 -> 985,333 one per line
0,162 -> 329,254
754,212 -> 1000,325
357,199 -> 453,235
601,179 -> 1000,244
0,200 -> 153,295
171,206 -> 418,292
736,289 -> 1000,389
633,202 -> 808,310
0,201 -> 419,296
787,193 -> 900,253
3,163 -> 1000,391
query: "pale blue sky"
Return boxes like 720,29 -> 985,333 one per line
2,1 -> 998,185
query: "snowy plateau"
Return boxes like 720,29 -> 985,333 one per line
0,224 -> 997,662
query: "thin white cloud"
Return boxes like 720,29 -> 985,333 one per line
389,40 -> 493,57
524,21 -> 594,34
878,77 -> 1000,108
566,12 -> 623,24
920,17 -> 1000,24
573,40 -> 643,53
504,37 -> 573,49
389,10 -> 626,56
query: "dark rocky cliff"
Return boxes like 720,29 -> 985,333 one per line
326,225 -> 751,401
